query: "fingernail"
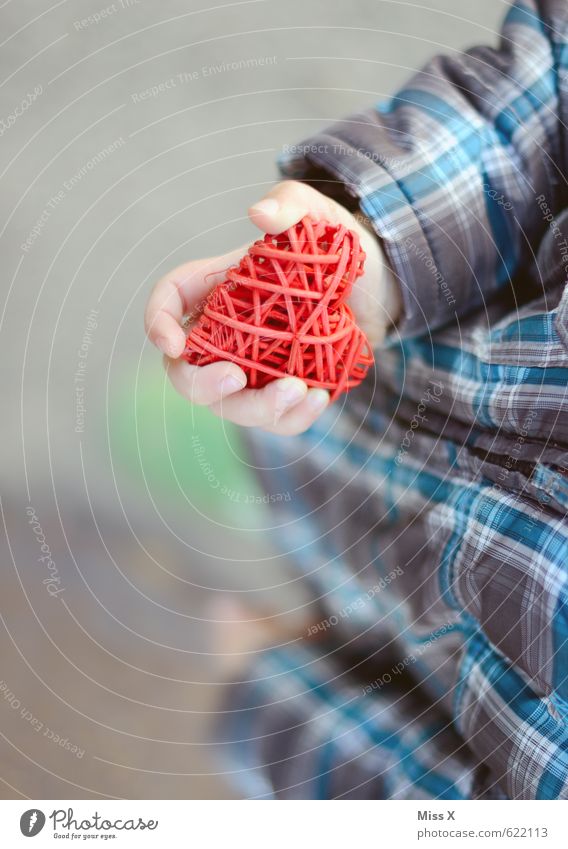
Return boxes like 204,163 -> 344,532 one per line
275,378 -> 307,418
307,389 -> 329,412
251,198 -> 279,216
219,375 -> 246,396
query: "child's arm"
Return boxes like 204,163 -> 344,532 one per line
145,181 -> 401,435
279,0 -> 568,337
146,0 -> 568,432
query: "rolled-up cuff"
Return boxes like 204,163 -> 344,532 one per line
278,118 -> 457,339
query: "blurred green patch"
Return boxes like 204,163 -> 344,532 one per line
110,359 -> 263,521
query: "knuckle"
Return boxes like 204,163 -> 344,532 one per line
278,179 -> 305,198
325,195 -> 340,219
251,393 -> 271,426
183,371 -> 206,405
191,386 -> 210,406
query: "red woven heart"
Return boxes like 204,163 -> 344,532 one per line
183,216 -> 374,401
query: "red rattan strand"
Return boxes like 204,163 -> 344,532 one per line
183,216 -> 374,401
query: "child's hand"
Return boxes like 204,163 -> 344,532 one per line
144,181 -> 401,435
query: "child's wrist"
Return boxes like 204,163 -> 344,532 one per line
381,259 -> 403,332
354,211 -> 403,336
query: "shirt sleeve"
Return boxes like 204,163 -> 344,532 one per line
278,0 -> 568,338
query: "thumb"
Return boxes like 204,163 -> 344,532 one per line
248,180 -> 348,234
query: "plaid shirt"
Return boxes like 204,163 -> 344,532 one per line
220,0 -> 568,799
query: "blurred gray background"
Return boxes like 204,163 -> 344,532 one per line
1,0 -> 503,799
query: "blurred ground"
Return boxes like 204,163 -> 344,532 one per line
1,0 -> 503,799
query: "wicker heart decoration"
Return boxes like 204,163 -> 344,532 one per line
183,216 -> 374,401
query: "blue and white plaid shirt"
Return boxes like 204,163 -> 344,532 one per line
221,0 -> 568,799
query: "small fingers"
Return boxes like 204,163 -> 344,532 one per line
263,388 -> 330,436
165,358 -> 247,406
147,311 -> 187,358
249,180 -> 346,234
208,377 -> 308,427
144,274 -> 188,358
145,245 -> 249,358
